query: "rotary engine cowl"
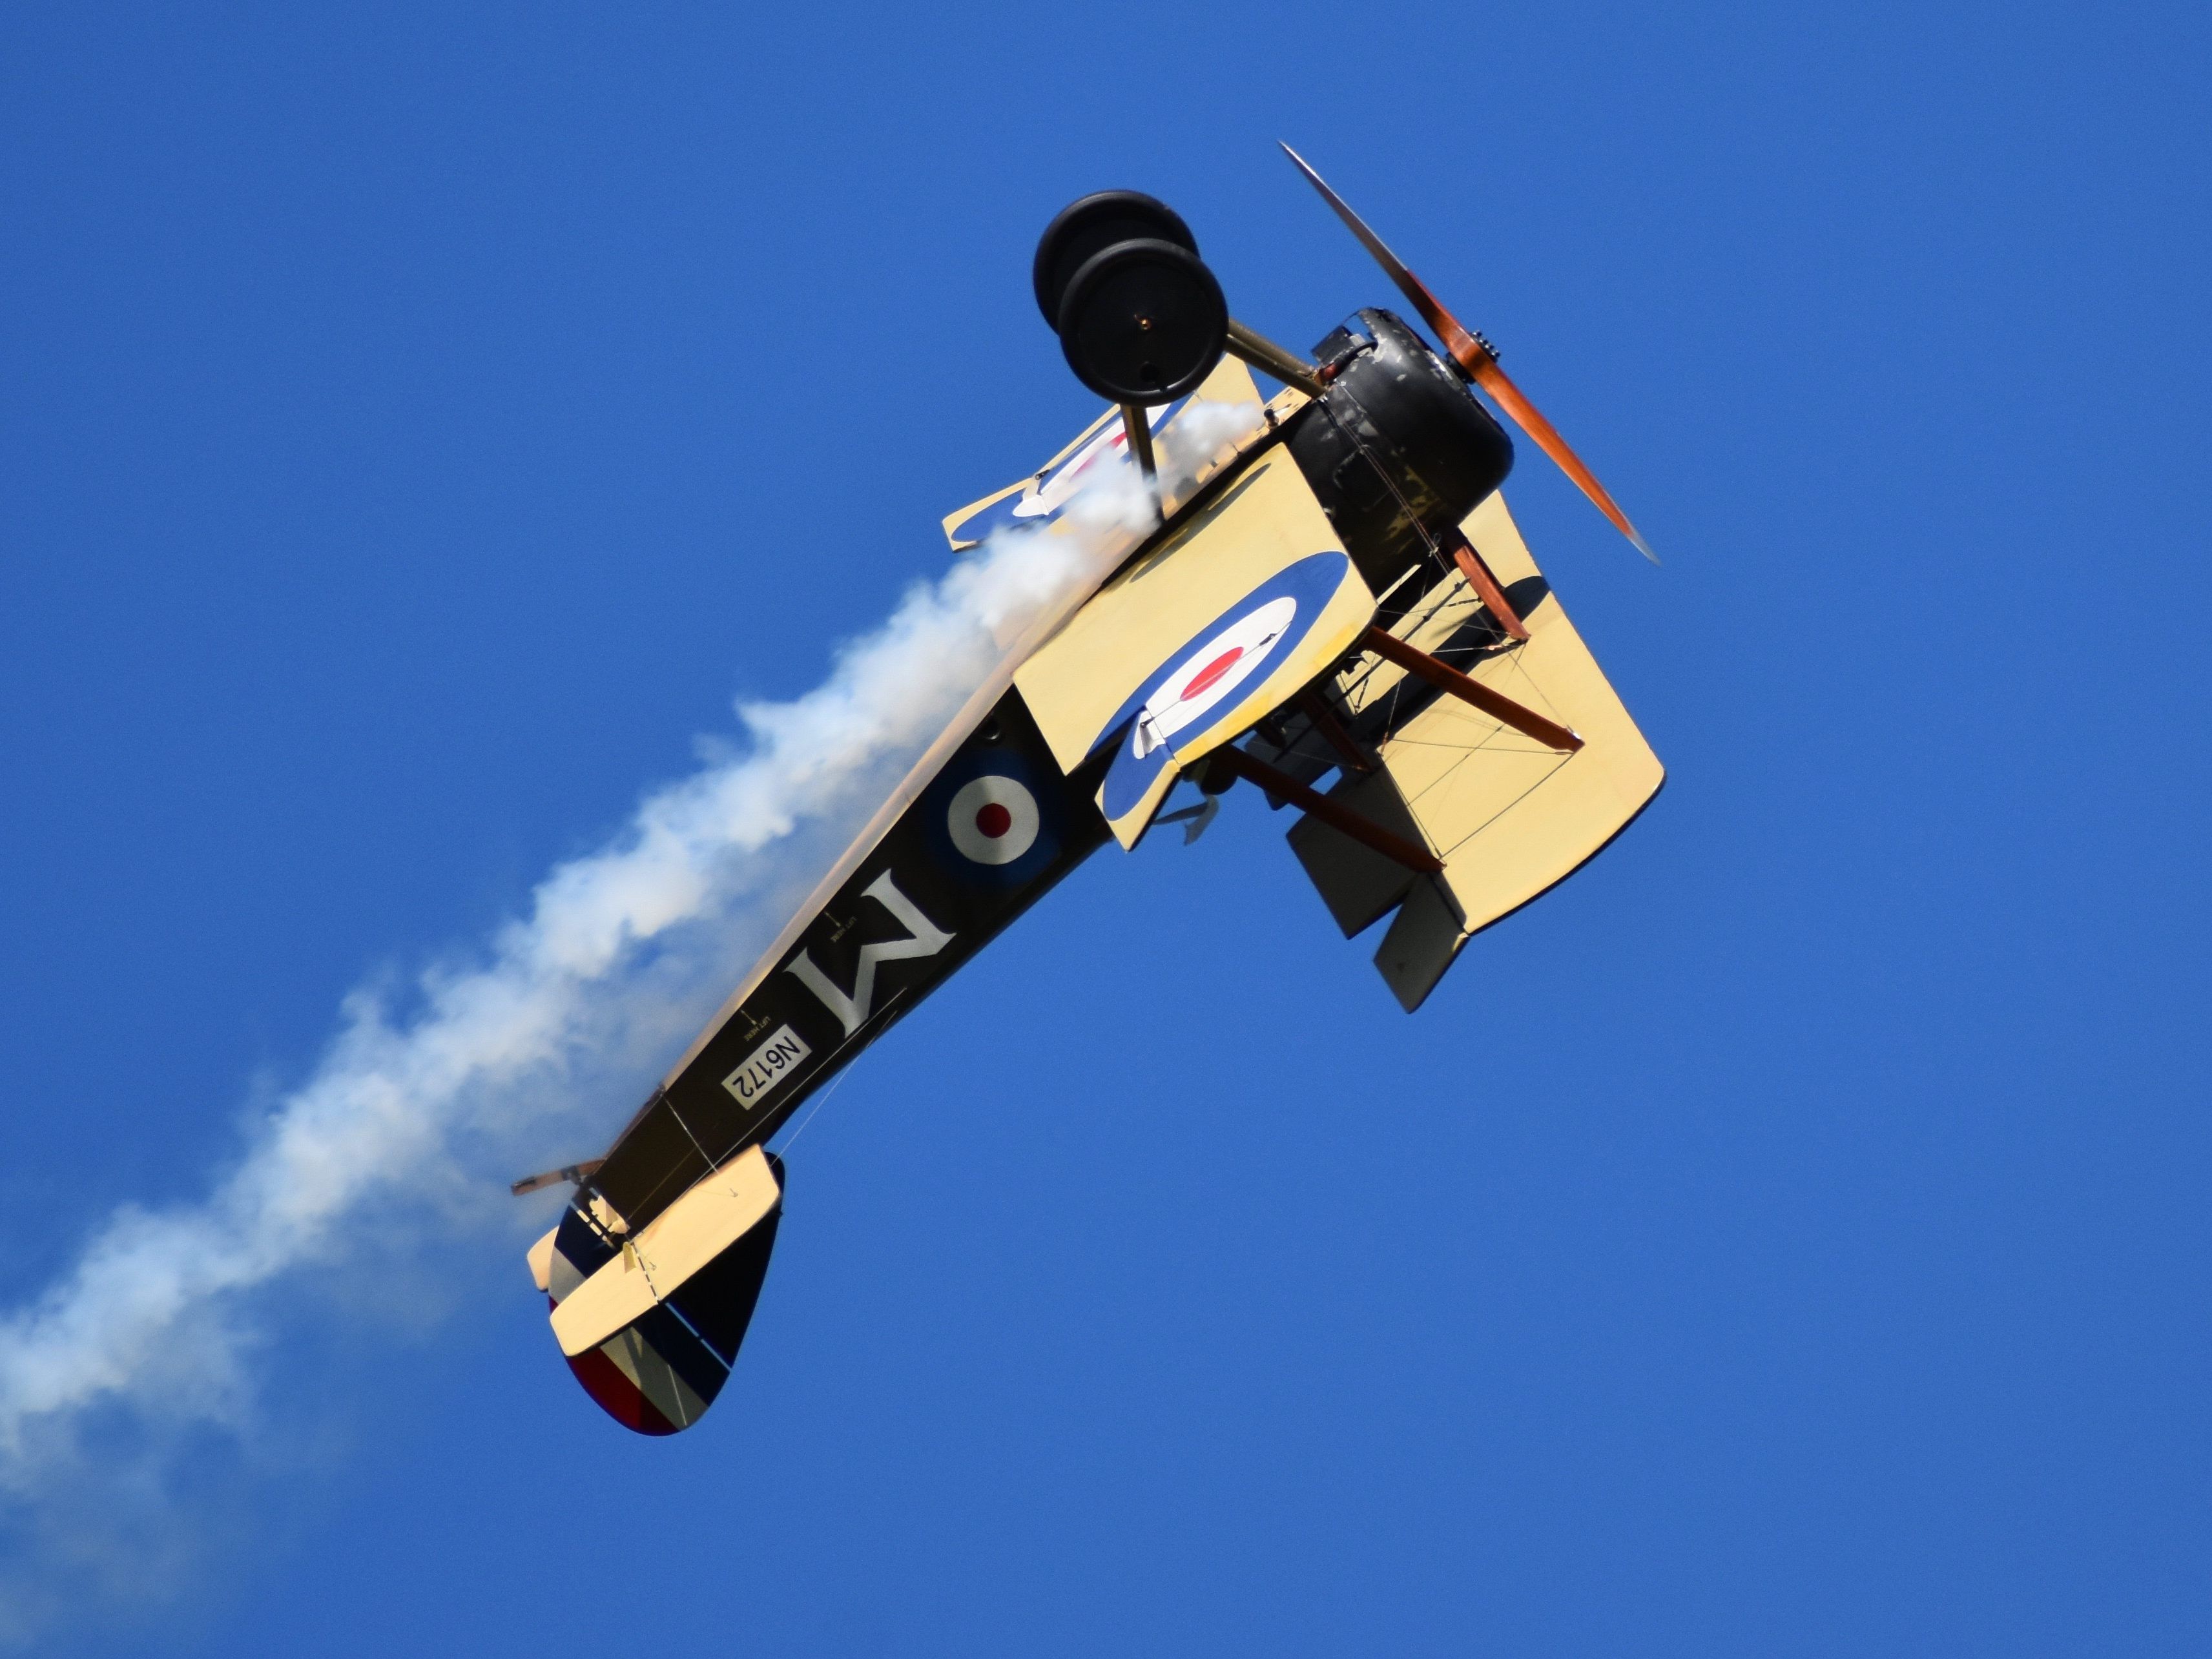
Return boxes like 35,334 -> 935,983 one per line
1285,308 -> 1514,603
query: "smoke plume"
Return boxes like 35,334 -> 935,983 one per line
0,398 -> 1260,1642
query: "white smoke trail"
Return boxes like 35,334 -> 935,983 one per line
0,397 -> 1259,1641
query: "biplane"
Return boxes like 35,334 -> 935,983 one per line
516,149 -> 1666,1436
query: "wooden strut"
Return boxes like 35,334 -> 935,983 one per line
1443,526 -> 1529,642
1204,745 -> 1443,875
1359,626 -> 1583,752
1294,687 -> 1378,774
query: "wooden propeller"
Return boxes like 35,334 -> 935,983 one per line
1281,145 -> 1659,566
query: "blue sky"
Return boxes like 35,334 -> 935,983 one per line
3,1 -> 2208,1653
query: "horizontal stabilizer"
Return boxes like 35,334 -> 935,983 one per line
551,1146 -> 783,1357
531,1147 -> 785,1436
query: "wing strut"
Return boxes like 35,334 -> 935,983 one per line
1445,527 -> 1530,642
1206,744 -> 1442,874
1359,626 -> 1582,752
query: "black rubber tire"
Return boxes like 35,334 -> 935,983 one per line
1032,191 -> 1197,331
1055,237 -> 1228,405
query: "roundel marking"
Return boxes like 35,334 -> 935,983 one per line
1135,595 -> 1297,756
1091,550 -> 1352,825
948,775 -> 1040,865
1181,647 -> 1245,701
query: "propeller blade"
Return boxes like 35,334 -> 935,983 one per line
1279,144 -> 1659,565
1279,144 -> 1480,362
1464,356 -> 1659,564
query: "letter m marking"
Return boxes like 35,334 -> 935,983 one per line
784,872 -> 955,1038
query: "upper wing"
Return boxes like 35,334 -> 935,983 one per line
1266,490 -> 1664,1010
1014,444 -> 1376,847
940,356 -> 1278,553
942,403 -> 1128,551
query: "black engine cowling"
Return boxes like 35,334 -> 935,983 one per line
1285,308 -> 1514,603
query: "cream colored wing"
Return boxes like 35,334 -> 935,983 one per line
1015,443 -> 1376,848
940,356 -> 1277,553
1281,491 -> 1664,1010
942,404 -> 1122,552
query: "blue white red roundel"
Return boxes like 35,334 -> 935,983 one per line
1095,550 -> 1352,823
947,775 -> 1040,865
925,745 -> 1060,887
1132,597 -> 1295,759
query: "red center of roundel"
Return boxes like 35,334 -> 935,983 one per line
1180,646 -> 1244,702
974,802 -> 1013,840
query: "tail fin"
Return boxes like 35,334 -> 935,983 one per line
528,1148 -> 785,1436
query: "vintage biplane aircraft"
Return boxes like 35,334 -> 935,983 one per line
515,149 -> 1666,1436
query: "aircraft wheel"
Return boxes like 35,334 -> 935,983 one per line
1054,236 -> 1228,405
1032,191 -> 1197,329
